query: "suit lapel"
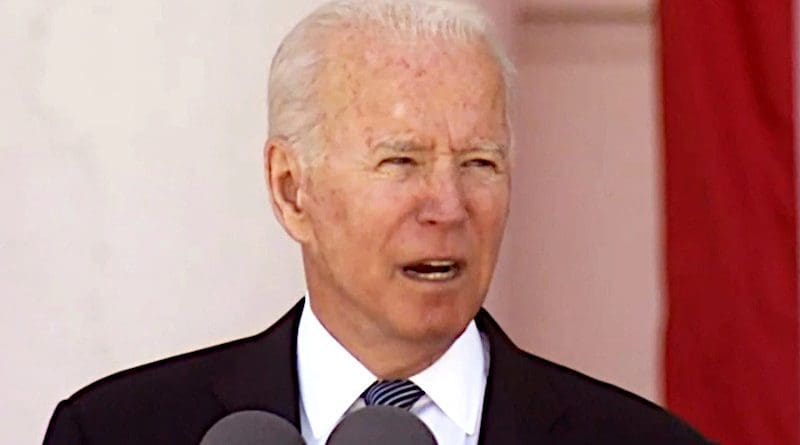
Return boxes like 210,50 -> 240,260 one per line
207,301 -> 567,441
476,309 -> 567,444
210,299 -> 305,429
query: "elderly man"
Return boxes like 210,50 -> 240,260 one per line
44,1 -> 710,444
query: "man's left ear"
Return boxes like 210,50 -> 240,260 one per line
264,138 -> 312,243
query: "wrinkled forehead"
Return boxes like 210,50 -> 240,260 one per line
314,28 -> 508,143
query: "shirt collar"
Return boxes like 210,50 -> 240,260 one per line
409,319 -> 486,435
297,297 -> 375,440
297,295 -> 487,440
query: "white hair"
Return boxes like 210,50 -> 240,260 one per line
268,0 -> 514,166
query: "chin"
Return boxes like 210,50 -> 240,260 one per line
394,304 -> 475,343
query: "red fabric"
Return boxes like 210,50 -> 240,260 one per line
661,1 -> 799,443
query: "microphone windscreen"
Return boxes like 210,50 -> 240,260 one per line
200,410 -> 305,445
326,406 -> 437,445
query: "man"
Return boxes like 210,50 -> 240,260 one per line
44,1 -> 711,444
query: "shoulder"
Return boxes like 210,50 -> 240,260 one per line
44,331 -> 269,444
44,301 -> 304,444
476,309 -> 712,443
518,350 -> 711,443
72,331 -> 263,403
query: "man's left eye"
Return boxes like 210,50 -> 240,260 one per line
463,158 -> 497,169
380,157 -> 417,167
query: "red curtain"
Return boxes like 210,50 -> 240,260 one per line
661,1 -> 799,443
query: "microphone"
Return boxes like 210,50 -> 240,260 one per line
326,406 -> 437,445
200,410 -> 305,445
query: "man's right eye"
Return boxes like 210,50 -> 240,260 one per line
379,157 -> 417,167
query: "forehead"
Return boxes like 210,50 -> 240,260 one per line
315,28 -> 508,146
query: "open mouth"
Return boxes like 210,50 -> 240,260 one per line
402,260 -> 462,282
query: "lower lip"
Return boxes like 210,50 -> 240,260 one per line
402,267 -> 461,282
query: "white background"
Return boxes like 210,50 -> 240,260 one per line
2,1 -> 320,442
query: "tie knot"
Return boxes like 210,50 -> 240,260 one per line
362,380 -> 425,410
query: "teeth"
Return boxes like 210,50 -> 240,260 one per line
403,260 -> 460,282
423,260 -> 456,267
404,269 -> 458,281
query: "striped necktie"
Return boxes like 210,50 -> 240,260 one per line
362,380 -> 425,410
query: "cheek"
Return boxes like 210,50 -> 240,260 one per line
466,183 -> 510,237
369,180 -> 424,206
313,179 -> 417,246
315,187 -> 349,224
307,183 -> 359,255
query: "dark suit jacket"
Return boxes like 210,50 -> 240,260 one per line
44,300 -> 711,444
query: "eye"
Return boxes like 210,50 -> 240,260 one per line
462,158 -> 498,170
379,157 -> 417,167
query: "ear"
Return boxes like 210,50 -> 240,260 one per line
264,138 -> 312,243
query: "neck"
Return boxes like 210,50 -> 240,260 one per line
308,296 -> 456,380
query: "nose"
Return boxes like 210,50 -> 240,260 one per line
416,163 -> 468,227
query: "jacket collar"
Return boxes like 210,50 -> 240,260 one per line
209,300 -> 567,439
210,299 -> 304,428
476,308 -> 567,443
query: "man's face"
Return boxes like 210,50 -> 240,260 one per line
299,33 -> 510,346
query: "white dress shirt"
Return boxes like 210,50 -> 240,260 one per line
297,298 -> 489,445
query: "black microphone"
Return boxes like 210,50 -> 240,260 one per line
326,406 -> 437,445
199,410 -> 305,445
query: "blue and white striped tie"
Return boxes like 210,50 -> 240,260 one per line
362,380 -> 425,410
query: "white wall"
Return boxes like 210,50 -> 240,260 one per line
1,2 -> 329,443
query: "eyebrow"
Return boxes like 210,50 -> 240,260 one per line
464,139 -> 509,158
372,138 -> 430,152
372,136 -> 508,156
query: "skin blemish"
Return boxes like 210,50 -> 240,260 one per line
392,103 -> 407,118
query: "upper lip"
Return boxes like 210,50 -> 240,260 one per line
402,258 -> 465,268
